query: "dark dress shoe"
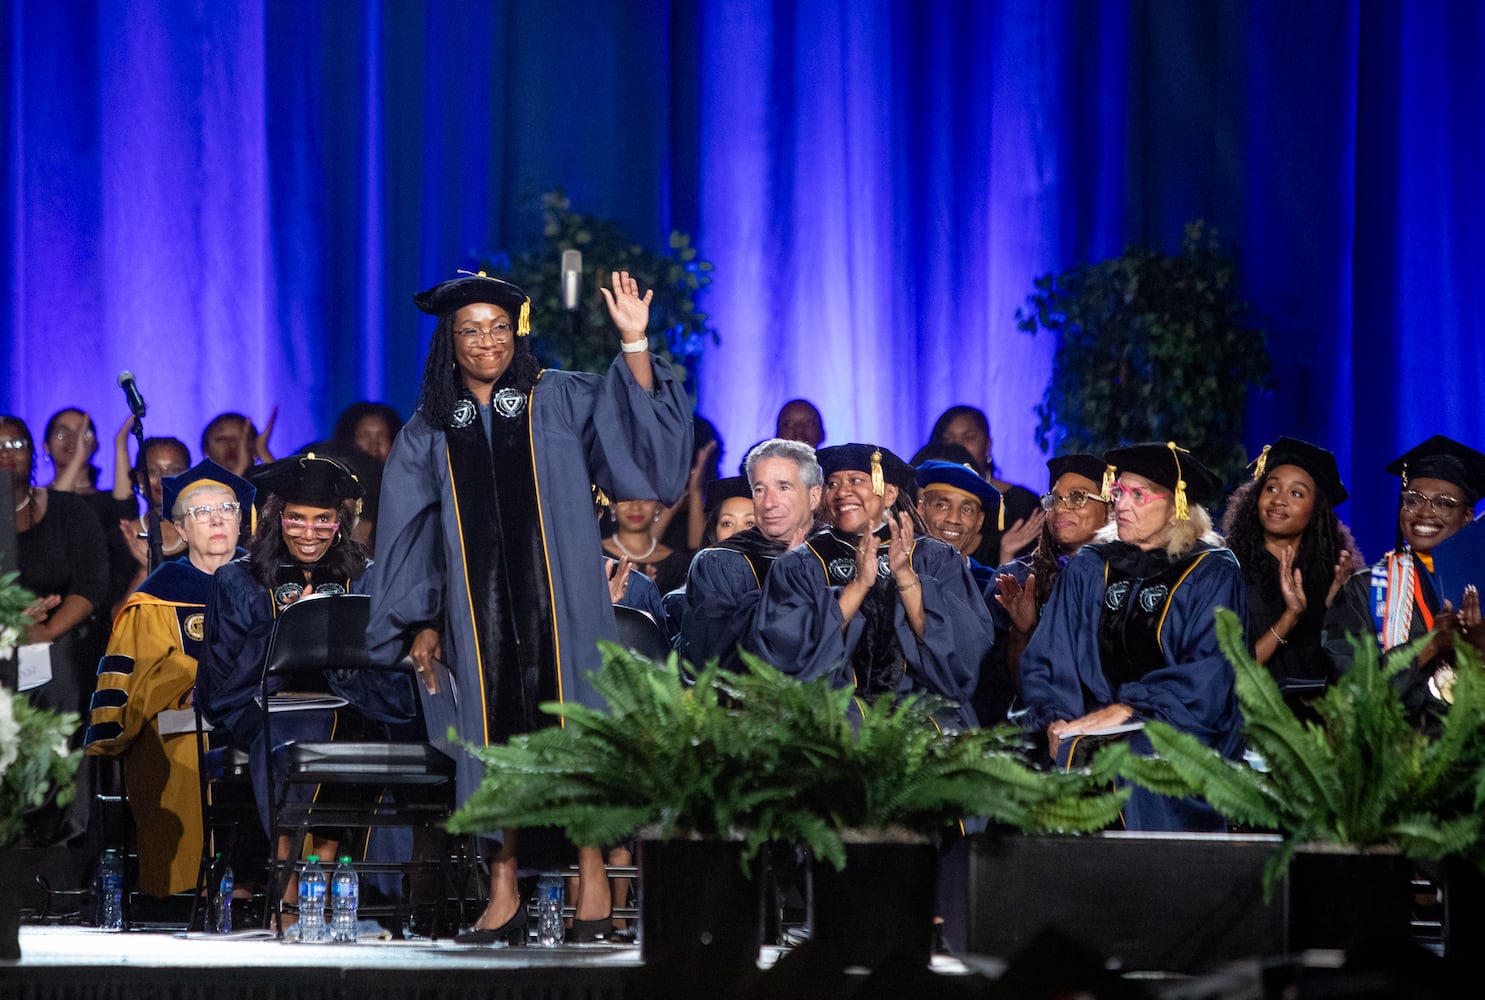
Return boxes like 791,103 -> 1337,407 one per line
568,913 -> 614,943
454,903 -> 528,946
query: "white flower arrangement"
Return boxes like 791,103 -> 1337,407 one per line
0,569 -> 81,846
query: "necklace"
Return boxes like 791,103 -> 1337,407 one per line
612,533 -> 658,561
14,488 -> 32,513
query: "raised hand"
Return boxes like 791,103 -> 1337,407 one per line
1277,545 -> 1307,617
606,556 -> 634,604
1325,548 -> 1354,608
998,511 -> 1046,564
599,270 -> 653,343
995,572 -> 1039,634
886,512 -> 915,578
254,407 -> 278,463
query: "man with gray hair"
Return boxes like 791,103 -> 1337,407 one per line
680,438 -> 822,671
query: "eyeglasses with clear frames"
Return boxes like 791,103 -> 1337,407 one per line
1107,484 -> 1170,507
454,320 -> 515,344
1399,490 -> 1466,516
281,513 -> 339,536
1039,490 -> 1108,512
0,439 -> 29,451
184,501 -> 242,522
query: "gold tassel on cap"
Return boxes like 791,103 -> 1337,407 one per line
870,450 -> 885,497
998,498 -> 1005,531
1100,464 -> 1116,502
517,298 -> 531,337
1252,443 -> 1271,482
1167,441 -> 1190,520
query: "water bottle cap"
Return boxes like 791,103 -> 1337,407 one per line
306,855 -> 319,863
339,856 -> 352,864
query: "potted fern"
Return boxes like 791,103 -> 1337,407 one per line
717,658 -> 1128,972
449,645 -> 1126,971
1105,608 -> 1485,953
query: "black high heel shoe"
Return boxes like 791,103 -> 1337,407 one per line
568,912 -> 614,943
454,901 -> 529,946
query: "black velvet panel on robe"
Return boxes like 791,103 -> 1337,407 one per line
445,382 -> 556,743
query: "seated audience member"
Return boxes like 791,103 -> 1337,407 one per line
775,398 -> 826,448
754,444 -> 992,729
1325,435 -> 1485,730
602,498 -> 692,597
681,441 -> 822,672
925,405 -> 1043,566
320,402 -> 404,555
201,411 -> 276,477
988,454 -> 1112,716
1020,442 -> 1242,831
1221,438 -> 1362,710
197,453 -> 412,906
43,407 -> 137,615
659,476 -> 754,643
84,460 -> 253,897
915,459 -> 1003,590
109,424 -> 193,608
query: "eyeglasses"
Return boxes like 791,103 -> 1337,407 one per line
48,427 -> 93,443
0,439 -> 29,451
1107,484 -> 1169,507
455,321 -> 514,343
1400,490 -> 1466,516
1040,490 -> 1107,512
281,513 -> 339,536
183,501 -> 242,523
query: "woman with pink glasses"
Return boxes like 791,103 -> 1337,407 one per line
1020,442 -> 1245,831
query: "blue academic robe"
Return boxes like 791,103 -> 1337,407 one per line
679,527 -> 787,671
363,356 -> 691,812
1020,541 -> 1246,830
752,530 -> 993,730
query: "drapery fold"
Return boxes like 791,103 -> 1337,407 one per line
4,1 -> 1481,554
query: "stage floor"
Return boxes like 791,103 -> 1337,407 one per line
4,926 -> 983,1000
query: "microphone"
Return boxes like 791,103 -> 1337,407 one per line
117,371 -> 147,418
561,250 -> 583,311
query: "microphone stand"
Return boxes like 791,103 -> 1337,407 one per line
129,416 -> 165,571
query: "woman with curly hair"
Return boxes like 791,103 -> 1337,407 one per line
1220,437 -> 1361,699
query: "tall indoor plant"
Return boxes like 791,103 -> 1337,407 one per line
1017,222 -> 1270,481
484,190 -> 717,389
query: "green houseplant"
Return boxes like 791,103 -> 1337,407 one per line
1103,608 -> 1485,951
485,190 -> 717,387
1,570 -> 83,959
1017,222 -> 1271,480
449,644 -> 1127,969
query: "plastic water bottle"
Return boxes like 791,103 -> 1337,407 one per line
535,875 -> 564,946
330,856 -> 359,943
297,855 -> 327,943
212,856 -> 234,934
97,849 -> 125,930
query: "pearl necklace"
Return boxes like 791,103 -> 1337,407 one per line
612,533 -> 658,561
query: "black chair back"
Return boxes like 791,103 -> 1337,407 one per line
613,605 -> 672,662
262,592 -> 371,678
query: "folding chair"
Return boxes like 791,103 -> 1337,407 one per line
256,593 -> 463,936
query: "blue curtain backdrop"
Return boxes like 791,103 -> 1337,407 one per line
3,1 -> 1482,556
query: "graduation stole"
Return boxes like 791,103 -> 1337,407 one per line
1372,550 -> 1434,650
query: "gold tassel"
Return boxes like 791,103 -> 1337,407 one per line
1168,441 -> 1190,520
517,299 -> 531,337
870,450 -> 885,497
592,485 -> 611,508
1252,444 -> 1271,481
998,498 -> 1005,531
1100,464 -> 1116,501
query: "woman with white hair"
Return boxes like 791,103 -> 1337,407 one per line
1020,442 -> 1245,830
